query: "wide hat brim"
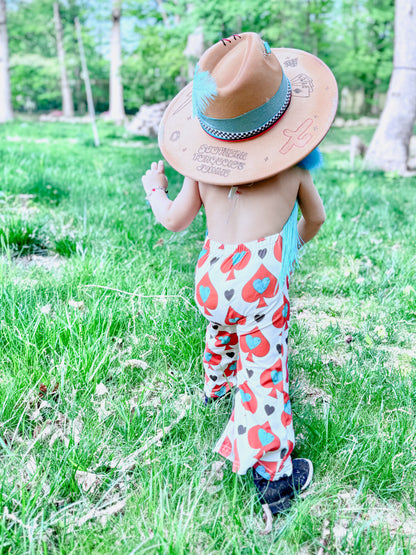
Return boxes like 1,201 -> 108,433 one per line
158,47 -> 338,186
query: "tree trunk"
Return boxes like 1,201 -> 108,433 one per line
108,0 -> 125,123
184,27 -> 204,81
75,17 -> 100,146
74,64 -> 85,114
53,2 -> 74,117
0,0 -> 13,123
365,0 -> 416,173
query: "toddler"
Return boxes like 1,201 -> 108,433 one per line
142,32 -> 337,514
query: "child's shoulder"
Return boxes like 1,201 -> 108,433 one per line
253,164 -> 309,192
276,164 -> 310,180
198,164 -> 307,193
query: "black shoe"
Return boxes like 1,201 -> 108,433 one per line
252,458 -> 313,514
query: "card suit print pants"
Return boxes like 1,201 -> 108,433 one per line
195,232 -> 295,481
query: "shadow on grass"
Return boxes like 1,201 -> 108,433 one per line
0,217 -> 48,257
0,217 -> 79,258
23,174 -> 69,206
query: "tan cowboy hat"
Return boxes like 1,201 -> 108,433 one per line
158,32 -> 338,186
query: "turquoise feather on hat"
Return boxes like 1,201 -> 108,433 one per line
192,64 -> 218,117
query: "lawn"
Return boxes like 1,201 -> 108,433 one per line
0,120 -> 415,554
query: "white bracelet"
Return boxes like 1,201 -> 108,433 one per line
146,187 -> 168,200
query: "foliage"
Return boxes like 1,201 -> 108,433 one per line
7,0 -> 109,112
122,26 -> 187,109
10,54 -> 61,111
5,0 -> 396,114
327,0 -> 394,112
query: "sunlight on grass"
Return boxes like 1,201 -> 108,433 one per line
0,120 -> 415,554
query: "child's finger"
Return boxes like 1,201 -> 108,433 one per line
151,161 -> 158,170
158,160 -> 164,173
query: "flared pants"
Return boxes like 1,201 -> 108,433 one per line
195,232 -> 295,481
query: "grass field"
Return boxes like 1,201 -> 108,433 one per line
0,120 -> 415,554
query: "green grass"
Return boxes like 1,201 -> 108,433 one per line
0,119 -> 415,554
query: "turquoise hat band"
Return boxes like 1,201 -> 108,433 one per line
197,71 -> 292,141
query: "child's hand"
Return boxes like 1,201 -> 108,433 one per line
142,160 -> 168,196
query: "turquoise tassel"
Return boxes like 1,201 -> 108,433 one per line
280,202 -> 302,288
192,64 -> 217,117
297,147 -> 323,170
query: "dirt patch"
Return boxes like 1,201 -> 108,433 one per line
295,374 -> 332,407
378,345 -> 416,376
6,135 -> 78,144
329,489 -> 416,550
17,194 -> 40,215
12,254 -> 65,270
292,295 -> 357,338
111,140 -> 157,149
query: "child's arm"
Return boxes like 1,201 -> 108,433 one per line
296,169 -> 326,244
142,161 -> 202,232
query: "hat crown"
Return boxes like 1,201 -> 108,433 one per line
159,34 -> 339,186
198,33 -> 283,119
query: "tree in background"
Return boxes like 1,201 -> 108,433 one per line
122,27 -> 187,109
121,0 -> 336,111
365,0 -> 416,173
108,0 -> 125,121
327,0 -> 394,114
3,0 -> 401,116
0,0 -> 13,122
7,0 -> 109,113
121,0 -> 187,109
8,0 -> 64,111
54,1 -> 75,116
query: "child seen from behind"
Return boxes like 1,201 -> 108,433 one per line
142,32 -> 338,515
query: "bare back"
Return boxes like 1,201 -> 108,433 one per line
142,161 -> 324,246
199,166 -> 305,244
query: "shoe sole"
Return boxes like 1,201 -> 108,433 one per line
263,458 -> 314,515
299,458 -> 313,491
